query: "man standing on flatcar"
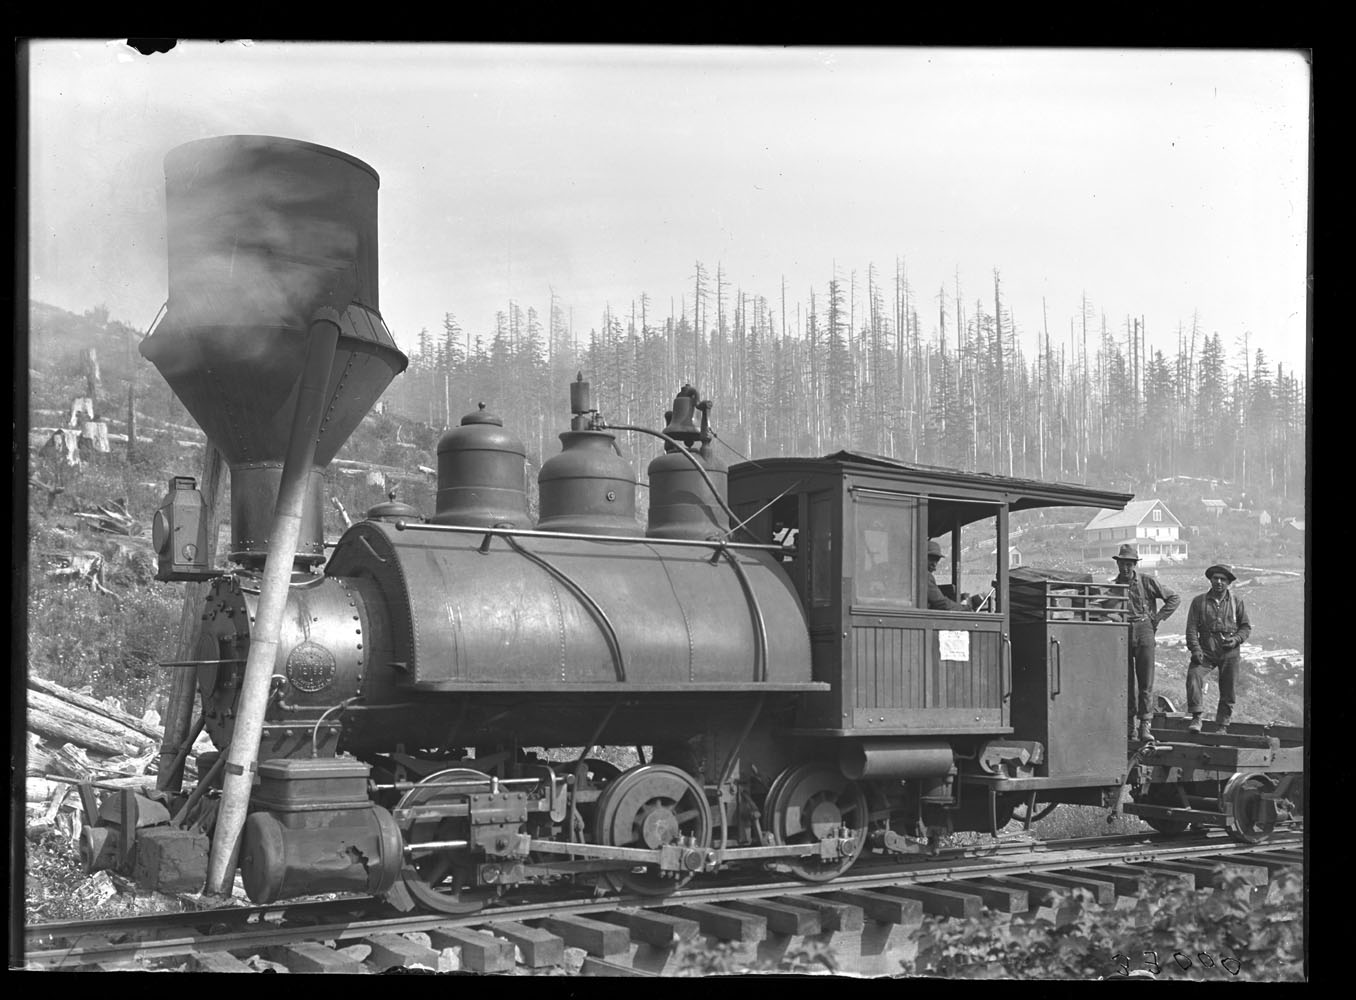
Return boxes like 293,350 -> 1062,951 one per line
1183,563 -> 1251,734
1113,544 -> 1180,741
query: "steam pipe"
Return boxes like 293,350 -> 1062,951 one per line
602,422 -> 757,543
204,308 -> 343,896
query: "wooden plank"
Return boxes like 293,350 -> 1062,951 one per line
488,921 -> 565,967
188,951 -> 256,973
541,914 -> 631,957
361,932 -> 446,971
1243,852 -> 1304,873
667,903 -> 768,943
776,894 -> 865,931
1165,858 -> 1269,887
266,942 -> 360,974
878,884 -> 984,919
982,875 -> 1078,908
1011,872 -> 1116,906
952,879 -> 1030,913
1083,866 -> 1159,895
596,908 -> 700,948
723,898 -> 821,936
1135,860 -> 1218,887
426,928 -> 514,973
581,956 -> 658,977
823,890 -> 923,925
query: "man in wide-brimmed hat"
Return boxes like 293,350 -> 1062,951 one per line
1113,544 -> 1180,741
927,539 -> 970,612
1184,563 -> 1252,734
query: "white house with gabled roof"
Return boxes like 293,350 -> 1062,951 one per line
1082,499 -> 1188,567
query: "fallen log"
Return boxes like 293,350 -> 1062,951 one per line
29,676 -> 164,743
28,707 -> 142,758
28,690 -> 154,756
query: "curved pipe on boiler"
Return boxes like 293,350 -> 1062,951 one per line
602,422 -> 755,543
719,549 -> 768,683
503,534 -> 627,683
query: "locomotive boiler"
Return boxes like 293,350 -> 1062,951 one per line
78,135 -> 1303,912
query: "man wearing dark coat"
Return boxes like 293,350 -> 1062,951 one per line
1184,563 -> 1252,734
927,539 -> 969,612
1113,544 -> 1180,741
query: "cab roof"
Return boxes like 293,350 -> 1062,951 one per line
730,450 -> 1133,515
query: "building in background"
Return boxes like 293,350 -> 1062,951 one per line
1082,499 -> 1188,567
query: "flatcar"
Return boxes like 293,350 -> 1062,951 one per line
76,135 -> 1303,913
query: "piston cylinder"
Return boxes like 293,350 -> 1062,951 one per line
239,757 -> 403,903
839,740 -> 955,780
433,404 -> 531,528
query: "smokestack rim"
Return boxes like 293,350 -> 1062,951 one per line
164,134 -> 381,186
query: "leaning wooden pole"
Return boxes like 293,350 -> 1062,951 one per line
156,442 -> 225,793
204,310 -> 342,897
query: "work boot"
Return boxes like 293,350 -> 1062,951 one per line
1216,718 -> 1230,735
1187,714 -> 1203,733
1137,719 -> 1154,741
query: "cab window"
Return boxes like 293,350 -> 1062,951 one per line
852,494 -> 917,609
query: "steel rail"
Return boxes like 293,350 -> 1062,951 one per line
23,832 -> 1301,969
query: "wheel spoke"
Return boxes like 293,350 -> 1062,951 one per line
593,764 -> 711,896
766,763 -> 868,882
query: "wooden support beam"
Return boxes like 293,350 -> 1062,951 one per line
878,883 -> 984,919
1082,866 -> 1160,895
188,951 -> 256,973
596,908 -> 699,948
951,879 -> 1030,913
488,921 -> 565,967
540,914 -> 631,958
1163,859 -> 1269,887
723,898 -> 821,936
265,942 -> 360,974
774,894 -> 864,931
361,932 -> 446,971
666,903 -> 767,943
823,890 -> 923,925
426,927 -> 514,973
1008,871 -> 1117,906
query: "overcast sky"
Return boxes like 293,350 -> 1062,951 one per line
25,42 -> 1311,379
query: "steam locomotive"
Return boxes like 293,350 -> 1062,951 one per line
77,135 -> 1303,913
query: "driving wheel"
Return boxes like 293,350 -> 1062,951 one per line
766,762 -> 869,881
593,764 -> 712,895
396,767 -> 496,914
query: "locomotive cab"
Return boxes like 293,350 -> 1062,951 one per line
731,452 -> 1069,740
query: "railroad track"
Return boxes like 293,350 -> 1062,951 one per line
24,830 -> 1304,975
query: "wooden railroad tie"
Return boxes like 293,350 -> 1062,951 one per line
426,927 -> 515,974
539,914 -> 632,958
665,903 -> 768,943
486,921 -> 566,967
595,908 -> 701,948
821,889 -> 923,925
